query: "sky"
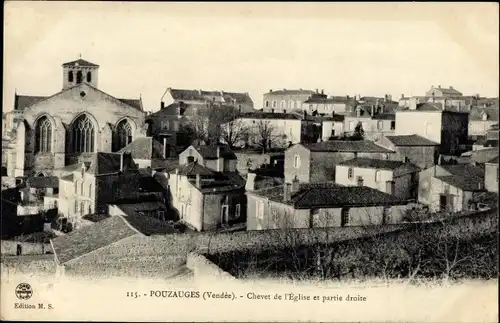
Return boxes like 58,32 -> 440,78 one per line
3,2 -> 499,113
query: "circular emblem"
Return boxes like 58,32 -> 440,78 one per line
15,283 -> 33,300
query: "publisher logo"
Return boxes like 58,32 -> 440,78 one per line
15,283 -> 33,300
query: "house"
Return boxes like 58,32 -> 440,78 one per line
319,114 -> 345,141
468,106 -> 499,137
245,180 -> 409,230
17,176 -> 59,216
234,150 -> 284,175
56,152 -> 143,229
262,89 -> 326,113
418,164 -> 486,212
167,161 -> 246,231
117,136 -> 178,171
484,156 -> 499,193
343,102 -> 396,140
395,102 -> 469,155
49,214 -> 192,278
374,134 -> 440,169
178,144 -> 237,172
335,158 -> 420,200
302,96 -> 353,115
425,85 -> 463,98
284,140 -> 395,184
161,87 -> 254,113
225,111 -> 313,148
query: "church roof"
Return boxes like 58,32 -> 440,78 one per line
14,86 -> 143,112
117,137 -> 165,160
62,58 -> 99,67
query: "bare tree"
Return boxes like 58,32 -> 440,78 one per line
252,120 -> 281,153
220,110 -> 249,148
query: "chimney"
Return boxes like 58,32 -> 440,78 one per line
332,111 -> 335,117
371,105 -> 375,116
346,95 -> 350,100
283,109 -> 287,114
450,86 -> 453,89
316,89 -> 319,94
220,90 -> 224,96
321,89 -> 324,95
216,146 -> 223,172
438,85 -> 441,89
161,101 -> 165,110
303,110 -> 307,120
283,183 -> 292,202
269,89 -> 273,93
385,181 -> 395,195
198,89 -> 202,95
401,94 -> 404,99
245,172 -> 257,191
196,173 -> 201,188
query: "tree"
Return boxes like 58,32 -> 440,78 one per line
220,109 -> 249,148
252,120 -> 280,153
350,122 -> 365,140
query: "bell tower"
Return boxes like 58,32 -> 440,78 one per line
62,56 -> 99,90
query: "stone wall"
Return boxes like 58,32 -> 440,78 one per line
1,240 -> 51,255
186,252 -> 235,281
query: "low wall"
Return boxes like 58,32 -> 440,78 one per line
186,252 -> 235,281
1,240 -> 51,255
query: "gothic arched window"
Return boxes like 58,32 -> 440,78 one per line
72,114 -> 95,153
87,72 -> 92,82
76,71 -> 83,84
114,120 -> 132,151
35,116 -> 52,153
68,71 -> 74,82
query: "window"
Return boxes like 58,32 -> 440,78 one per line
158,210 -> 165,221
80,181 -> 84,196
390,121 -> 395,130
265,101 -> 269,108
357,176 -> 364,186
348,168 -> 354,179
72,114 -> 95,153
221,205 -> 229,223
425,122 -> 432,135
88,184 -> 93,198
281,101 -> 286,110
375,170 -> 381,182
68,71 -> 74,82
272,101 -> 277,108
294,155 -> 301,168
377,120 -> 383,130
114,119 -> 132,151
76,71 -> 83,84
382,207 -> 392,225
235,204 -> 241,219
341,208 -> 349,227
34,116 -> 52,153
86,71 -> 92,82
173,121 -> 179,131
257,201 -> 264,220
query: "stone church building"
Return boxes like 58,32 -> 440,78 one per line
11,58 -> 147,177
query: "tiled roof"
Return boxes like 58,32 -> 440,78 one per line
176,162 -> 215,176
240,111 -> 302,120
151,158 -> 179,172
81,213 -> 111,223
193,144 -> 237,160
62,58 -> 99,67
264,89 -> 315,95
26,176 -> 59,188
430,87 -> 462,95
117,98 -> 143,111
166,88 -> 253,105
304,97 -> 350,104
302,140 -> 393,153
14,95 -> 47,111
436,164 -> 485,191
51,215 -> 138,264
385,134 -> 439,146
338,158 -> 419,172
55,162 -> 91,173
371,113 -> 395,120
197,172 -> 245,193
118,137 -> 165,160
138,175 -> 166,193
251,182 -> 407,208
122,213 -> 176,235
487,156 -> 499,164
469,106 -> 499,121
415,102 -> 443,111
87,152 -> 138,176
317,114 -> 345,122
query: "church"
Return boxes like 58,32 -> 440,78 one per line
11,58 -> 148,177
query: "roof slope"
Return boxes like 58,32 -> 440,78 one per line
436,164 -> 485,191
192,144 -> 237,160
240,112 -> 302,120
385,134 -> 440,146
118,137 -> 165,159
487,156 -> 499,164
166,88 -> 253,105
62,59 -> 99,67
51,216 -> 138,264
176,162 -> 215,176
14,95 -> 48,111
302,140 -> 393,153
264,89 -> 315,95
26,176 -> 59,188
